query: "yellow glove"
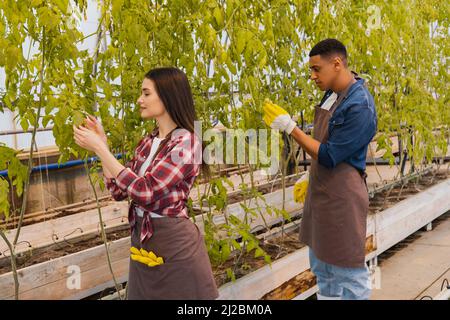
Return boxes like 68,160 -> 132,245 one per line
293,171 -> 309,204
130,246 -> 164,267
263,99 -> 297,134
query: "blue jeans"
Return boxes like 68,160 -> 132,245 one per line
309,248 -> 371,300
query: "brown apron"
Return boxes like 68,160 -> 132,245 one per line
299,80 -> 369,268
127,216 -> 219,300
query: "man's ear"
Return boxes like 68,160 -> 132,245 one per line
333,56 -> 343,71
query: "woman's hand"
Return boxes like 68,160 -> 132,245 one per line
84,115 -> 108,147
73,124 -> 106,153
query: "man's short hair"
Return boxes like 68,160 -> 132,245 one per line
309,39 -> 348,66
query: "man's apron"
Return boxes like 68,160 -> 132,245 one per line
299,80 -> 369,268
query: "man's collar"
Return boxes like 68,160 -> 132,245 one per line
336,77 -> 365,99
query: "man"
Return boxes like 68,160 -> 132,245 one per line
263,39 -> 377,300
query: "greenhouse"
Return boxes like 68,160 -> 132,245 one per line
0,0 -> 449,303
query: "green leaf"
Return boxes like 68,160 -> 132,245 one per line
213,7 -> 224,29
42,115 -> 53,128
72,111 -> 85,127
54,0 -> 69,13
20,117 -> 29,132
254,247 -> 264,258
226,268 -> 236,282
31,0 -> 44,7
0,178 -> 10,220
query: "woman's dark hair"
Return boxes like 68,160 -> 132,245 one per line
144,67 -> 209,177
145,67 -> 196,133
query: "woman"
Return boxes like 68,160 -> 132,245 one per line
73,67 -> 219,300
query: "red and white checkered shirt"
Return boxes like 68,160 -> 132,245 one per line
105,128 -> 201,243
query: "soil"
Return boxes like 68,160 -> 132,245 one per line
0,227 -> 131,274
202,174 -> 299,206
368,170 -> 448,214
212,232 -> 305,288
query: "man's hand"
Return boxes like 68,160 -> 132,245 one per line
262,99 -> 297,134
263,98 -> 321,161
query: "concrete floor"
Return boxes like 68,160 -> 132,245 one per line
370,211 -> 450,300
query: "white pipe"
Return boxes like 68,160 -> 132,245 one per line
434,288 -> 450,300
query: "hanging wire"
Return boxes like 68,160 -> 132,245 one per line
51,232 -> 59,242
61,227 -> 84,247
2,240 -> 32,256
414,267 -> 450,299
441,279 -> 449,291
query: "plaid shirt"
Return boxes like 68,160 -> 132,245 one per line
105,128 -> 201,243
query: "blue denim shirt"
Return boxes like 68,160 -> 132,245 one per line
317,78 -> 377,172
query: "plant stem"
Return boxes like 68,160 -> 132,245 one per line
14,27 -> 46,246
84,161 -> 123,300
0,230 -> 19,300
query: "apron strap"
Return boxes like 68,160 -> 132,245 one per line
329,91 -> 348,114
328,73 -> 359,114
358,169 -> 369,192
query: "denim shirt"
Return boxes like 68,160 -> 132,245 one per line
317,78 -> 378,172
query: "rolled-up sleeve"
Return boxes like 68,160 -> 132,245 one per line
114,134 -> 200,207
105,176 -> 128,201
104,138 -> 147,201
318,103 -> 376,169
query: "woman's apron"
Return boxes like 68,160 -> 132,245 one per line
127,215 -> 219,299
126,127 -> 218,300
299,81 -> 369,268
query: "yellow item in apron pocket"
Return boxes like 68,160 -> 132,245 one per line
131,254 -> 147,264
130,254 -> 164,267
130,247 -> 164,267
293,171 -> 309,204
140,248 -> 149,257
130,246 -> 141,255
146,259 -> 161,267
148,251 -> 158,261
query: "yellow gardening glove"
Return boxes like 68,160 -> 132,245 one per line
130,246 -> 164,267
293,171 -> 309,204
263,99 -> 297,134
